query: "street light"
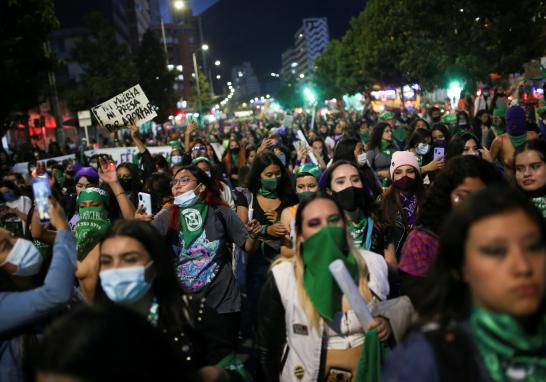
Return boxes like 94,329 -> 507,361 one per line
202,44 -> 209,51
216,75 -> 221,79
174,0 -> 185,10
214,60 -> 221,66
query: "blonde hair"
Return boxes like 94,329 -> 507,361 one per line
272,228 -> 373,331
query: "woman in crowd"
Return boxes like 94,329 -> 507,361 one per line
406,128 -> 445,176
491,105 -> 538,176
431,123 -> 451,148
380,151 -> 425,269
116,162 -> 142,208
446,132 -> 493,162
257,196 -> 414,381
332,138 -> 383,199
472,109 -> 493,149
321,161 -> 385,268
95,220 -> 248,380
235,151 -> 296,330
141,171 -> 173,215
238,146 -> 257,184
514,139 -> 546,218
384,186 -> 546,382
398,156 -> 505,302
138,165 -> 259,370
222,138 -> 247,187
192,156 -> 235,210
0,180 -> 32,236
366,122 -> 399,183
0,197 -> 75,381
279,163 -> 321,257
310,137 -> 330,170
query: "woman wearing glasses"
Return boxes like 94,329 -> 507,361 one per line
141,165 -> 260,371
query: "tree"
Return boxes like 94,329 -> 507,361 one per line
135,30 -> 177,122
64,12 -> 138,112
190,67 -> 215,113
0,0 -> 59,137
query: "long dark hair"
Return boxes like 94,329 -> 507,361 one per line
380,168 -> 425,227
431,123 -> 451,143
333,138 -> 360,163
514,139 -> 546,167
445,133 -> 481,160
406,128 -> 431,150
310,137 -> 330,161
367,122 -> 391,151
416,186 -> 546,325
416,156 -> 506,234
97,220 -> 188,334
245,150 -> 296,202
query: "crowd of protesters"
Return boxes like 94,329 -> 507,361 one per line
1,97 -> 546,382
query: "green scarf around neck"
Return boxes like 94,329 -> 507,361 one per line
76,206 -> 110,260
380,139 -> 393,158
302,226 -> 359,321
179,201 -> 209,247
508,133 -> 528,150
470,306 -> 546,382
493,124 -> 506,137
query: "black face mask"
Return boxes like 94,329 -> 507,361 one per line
332,186 -> 366,212
393,176 -> 417,192
65,170 -> 76,177
119,178 -> 133,192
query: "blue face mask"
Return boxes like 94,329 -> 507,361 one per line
2,192 -> 17,202
171,155 -> 182,165
100,262 -> 153,303
276,153 -> 287,165
173,185 -> 200,208
416,143 -> 430,155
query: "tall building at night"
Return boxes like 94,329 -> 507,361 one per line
281,18 -> 330,82
231,61 -> 261,101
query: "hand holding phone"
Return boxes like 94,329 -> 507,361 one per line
32,174 -> 52,223
138,192 -> 153,214
433,147 -> 445,162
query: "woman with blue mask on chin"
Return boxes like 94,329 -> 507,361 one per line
140,165 -> 259,376
0,196 -> 76,381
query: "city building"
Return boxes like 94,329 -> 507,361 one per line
125,0 -> 152,54
280,17 -> 330,82
231,61 -> 261,101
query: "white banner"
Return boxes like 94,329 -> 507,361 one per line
11,154 -> 76,176
91,84 -> 157,131
84,146 -> 172,165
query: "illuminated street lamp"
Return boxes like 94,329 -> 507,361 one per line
201,44 -> 209,51
174,0 -> 185,10
214,60 -> 221,66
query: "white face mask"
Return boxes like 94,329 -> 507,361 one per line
1,238 -> 43,276
173,184 -> 200,208
357,152 -> 368,166
171,155 -> 182,165
100,262 -> 153,303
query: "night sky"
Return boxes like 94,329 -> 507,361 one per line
200,0 -> 367,82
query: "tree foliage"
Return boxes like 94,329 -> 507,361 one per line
190,67 -> 215,113
275,73 -> 303,109
0,0 -> 59,134
64,12 -> 138,111
314,0 -> 546,92
135,29 -> 177,121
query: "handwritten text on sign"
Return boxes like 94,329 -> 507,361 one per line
91,84 -> 157,131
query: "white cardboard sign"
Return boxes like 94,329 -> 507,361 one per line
91,84 -> 157,131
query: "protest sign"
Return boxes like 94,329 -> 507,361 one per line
91,84 -> 157,131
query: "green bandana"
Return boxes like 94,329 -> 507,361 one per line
231,152 -> 239,164
179,202 -> 208,247
296,163 -> 321,180
77,187 -> 110,207
349,217 -> 370,249
393,126 -> 408,143
380,140 -> 393,158
531,196 -> 546,219
297,191 -> 317,202
302,226 -> 359,321
259,178 -> 279,199
470,306 -> 546,382
356,328 -> 389,382
509,134 -> 528,150
76,206 -> 110,260
360,132 -> 370,144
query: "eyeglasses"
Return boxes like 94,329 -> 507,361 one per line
170,177 -> 196,187
192,146 -> 207,152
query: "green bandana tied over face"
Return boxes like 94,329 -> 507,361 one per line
259,178 -> 278,199
302,226 -> 359,321
179,201 -> 208,247
76,206 -> 110,260
470,306 -> 546,382
297,191 -> 317,202
360,132 -> 370,144
509,134 -> 528,150
380,139 -> 393,159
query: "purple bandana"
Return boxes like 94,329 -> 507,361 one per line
399,193 -> 417,225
